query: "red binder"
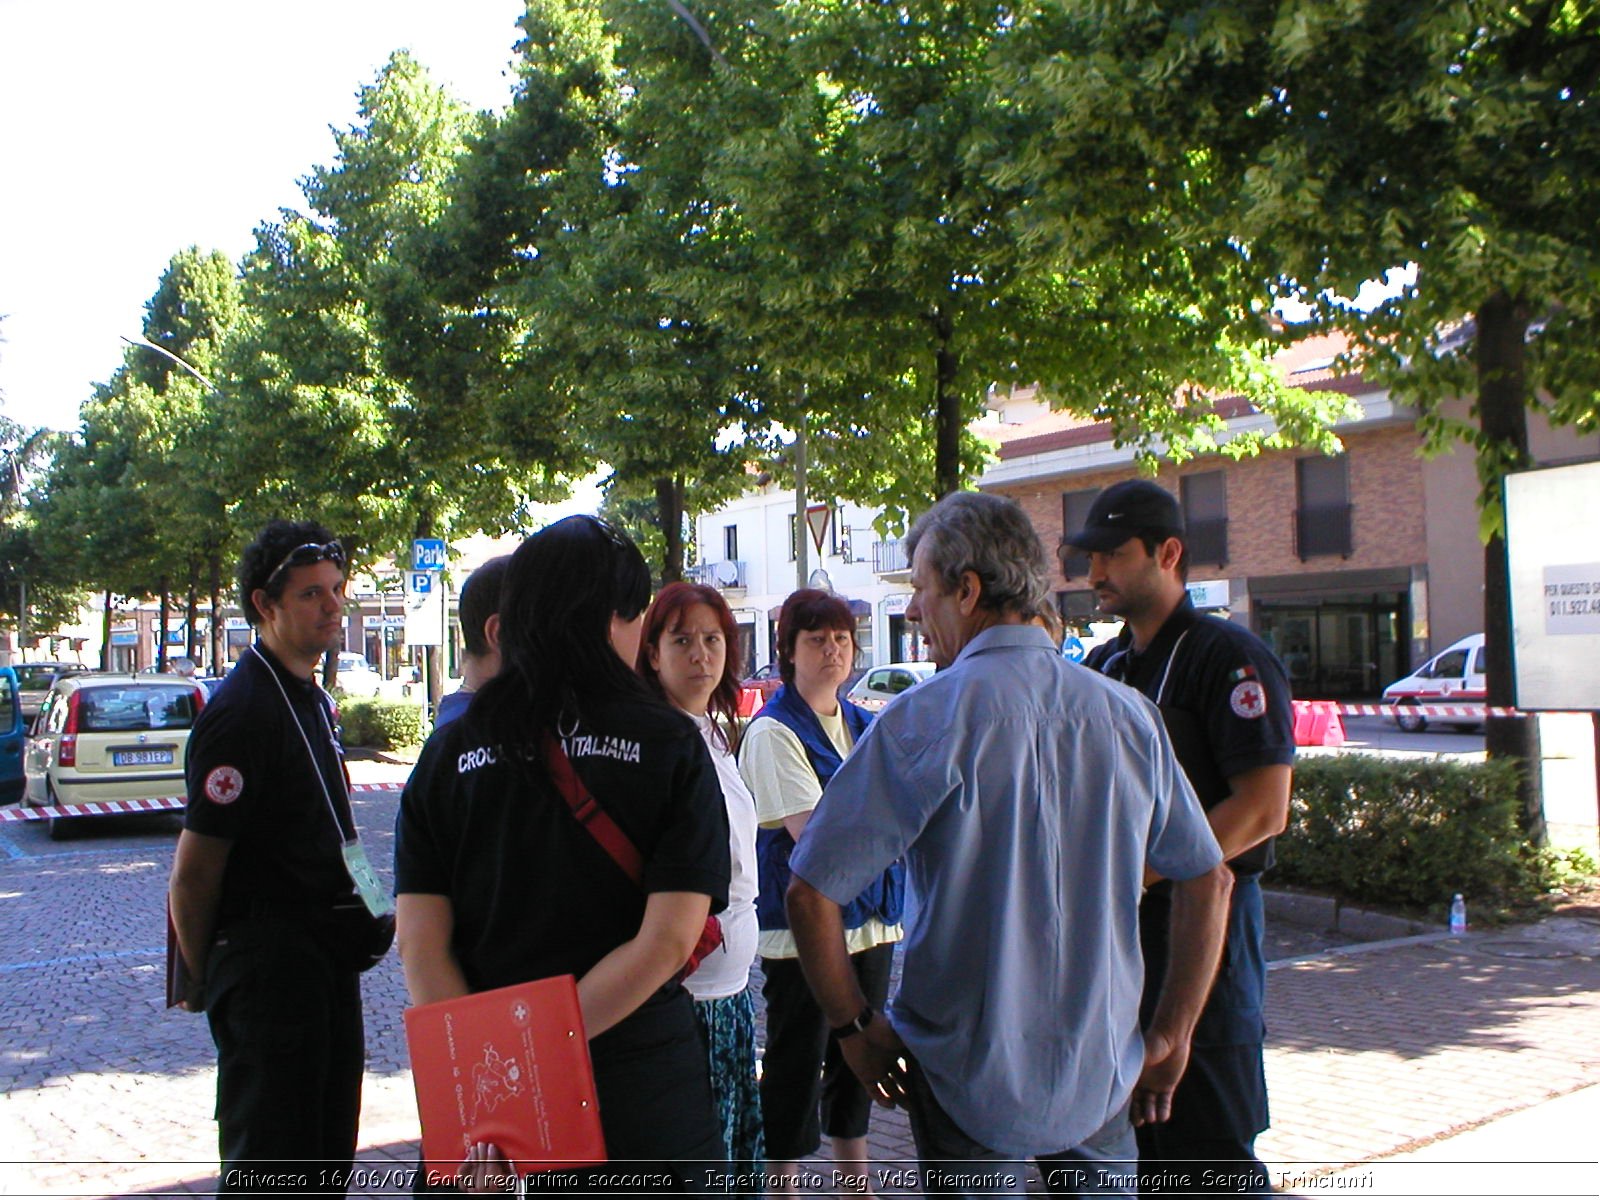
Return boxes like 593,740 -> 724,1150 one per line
404,975 -> 607,1177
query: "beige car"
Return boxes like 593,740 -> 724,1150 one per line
24,674 -> 205,836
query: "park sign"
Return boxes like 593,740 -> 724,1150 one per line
412,538 -> 447,572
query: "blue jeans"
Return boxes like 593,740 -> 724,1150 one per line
903,1057 -> 1137,1199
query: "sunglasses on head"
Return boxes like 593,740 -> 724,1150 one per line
266,540 -> 346,586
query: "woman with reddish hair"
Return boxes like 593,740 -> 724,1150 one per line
738,589 -> 904,1196
638,582 -> 764,1187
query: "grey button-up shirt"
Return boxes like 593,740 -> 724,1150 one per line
791,623 -> 1221,1156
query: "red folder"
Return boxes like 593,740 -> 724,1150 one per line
404,975 -> 607,1178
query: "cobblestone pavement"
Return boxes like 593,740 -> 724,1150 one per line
3,767 -> 1596,1198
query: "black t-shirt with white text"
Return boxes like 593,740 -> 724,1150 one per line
395,694 -> 731,994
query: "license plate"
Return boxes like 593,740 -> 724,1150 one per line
112,747 -> 174,767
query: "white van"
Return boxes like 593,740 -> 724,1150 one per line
1380,633 -> 1486,732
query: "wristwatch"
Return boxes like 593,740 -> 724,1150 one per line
830,1005 -> 874,1040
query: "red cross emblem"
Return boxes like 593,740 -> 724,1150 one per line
204,766 -> 244,805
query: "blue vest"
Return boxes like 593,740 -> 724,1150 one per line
754,683 -> 905,932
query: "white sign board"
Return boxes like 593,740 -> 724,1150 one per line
1541,562 -> 1600,635
1505,460 -> 1600,711
1186,579 -> 1231,610
404,583 -> 443,646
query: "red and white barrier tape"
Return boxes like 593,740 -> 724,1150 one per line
1,781 -> 403,823
1332,703 -> 1517,719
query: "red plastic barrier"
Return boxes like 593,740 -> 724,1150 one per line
1291,699 -> 1346,747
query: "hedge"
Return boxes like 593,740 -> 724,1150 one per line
337,698 -> 425,750
1275,755 -> 1555,916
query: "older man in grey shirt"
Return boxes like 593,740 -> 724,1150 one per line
787,492 -> 1233,1198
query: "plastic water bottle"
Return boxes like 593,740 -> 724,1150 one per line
1449,893 -> 1467,935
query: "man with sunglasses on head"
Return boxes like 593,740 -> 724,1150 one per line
1064,480 -> 1295,1197
169,520 -> 393,1196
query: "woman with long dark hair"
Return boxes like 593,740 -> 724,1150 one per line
394,516 -> 730,1192
638,582 -> 764,1189
738,589 -> 904,1197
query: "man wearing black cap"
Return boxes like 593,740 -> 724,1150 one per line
1064,479 -> 1295,1197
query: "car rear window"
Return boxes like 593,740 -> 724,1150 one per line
76,685 -> 201,733
15,665 -> 66,689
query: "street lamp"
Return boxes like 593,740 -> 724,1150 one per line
119,336 -> 222,393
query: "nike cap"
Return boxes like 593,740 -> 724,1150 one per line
1062,479 -> 1184,553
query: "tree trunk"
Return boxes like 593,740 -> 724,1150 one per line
101,591 -> 113,671
931,305 -> 961,500
656,475 -> 686,583
794,402 -> 808,592
209,554 -> 224,673
185,569 -> 200,661
157,575 -> 170,672
1476,288 -> 1545,845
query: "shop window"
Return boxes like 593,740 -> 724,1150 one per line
1296,457 -> 1352,559
1181,471 -> 1228,565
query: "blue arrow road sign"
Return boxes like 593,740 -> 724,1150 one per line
411,538 -> 447,571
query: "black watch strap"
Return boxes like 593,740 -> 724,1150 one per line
830,1005 -> 874,1040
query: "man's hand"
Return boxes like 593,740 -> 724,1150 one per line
1130,1027 -> 1191,1126
838,1013 -> 910,1109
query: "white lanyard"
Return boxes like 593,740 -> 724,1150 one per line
250,645 -> 394,917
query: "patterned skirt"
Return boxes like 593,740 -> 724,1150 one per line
692,988 -> 765,1194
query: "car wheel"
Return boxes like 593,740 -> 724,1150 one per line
46,785 -> 75,840
1394,700 -> 1427,733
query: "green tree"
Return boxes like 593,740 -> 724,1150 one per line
227,51 -> 573,698
990,0 -> 1600,821
129,247 -> 243,668
2,410 -> 79,643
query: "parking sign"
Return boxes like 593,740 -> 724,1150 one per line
411,538 -> 447,571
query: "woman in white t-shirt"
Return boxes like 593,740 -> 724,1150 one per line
638,582 -> 764,1186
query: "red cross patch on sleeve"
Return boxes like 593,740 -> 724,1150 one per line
1229,680 -> 1268,720
203,765 -> 244,805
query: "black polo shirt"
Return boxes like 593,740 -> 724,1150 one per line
395,694 -> 731,995
185,644 -> 361,923
1086,596 -> 1294,871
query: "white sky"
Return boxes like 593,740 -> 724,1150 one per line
0,0 -> 528,433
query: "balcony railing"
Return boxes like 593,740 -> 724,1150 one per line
1295,504 -> 1353,560
871,539 -> 909,574
689,560 -> 747,589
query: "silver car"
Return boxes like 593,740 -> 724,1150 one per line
846,661 -> 936,712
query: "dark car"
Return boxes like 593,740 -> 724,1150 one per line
13,662 -> 92,727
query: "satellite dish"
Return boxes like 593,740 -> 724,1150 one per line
808,569 -> 833,592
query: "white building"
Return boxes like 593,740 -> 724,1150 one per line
685,389 -> 1061,676
688,484 -> 926,676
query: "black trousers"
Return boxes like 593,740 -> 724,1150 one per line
205,915 -> 364,1197
759,941 -> 895,1162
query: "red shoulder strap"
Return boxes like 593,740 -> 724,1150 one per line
543,732 -> 645,886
